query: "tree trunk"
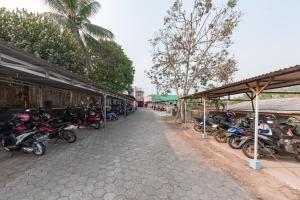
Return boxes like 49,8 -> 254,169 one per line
180,99 -> 185,123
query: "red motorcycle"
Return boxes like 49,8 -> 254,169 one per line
78,107 -> 104,129
37,122 -> 77,143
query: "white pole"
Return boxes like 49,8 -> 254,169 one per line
184,100 -> 187,127
249,93 -> 262,169
254,94 -> 259,161
103,94 -> 107,126
203,98 -> 206,139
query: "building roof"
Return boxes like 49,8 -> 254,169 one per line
182,64 -> 300,99
152,95 -> 178,103
0,42 -> 134,101
227,97 -> 300,114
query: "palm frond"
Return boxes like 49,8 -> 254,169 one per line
44,0 -> 66,15
83,32 -> 99,49
63,0 -> 77,13
83,22 -> 114,39
43,12 -> 78,32
79,0 -> 101,19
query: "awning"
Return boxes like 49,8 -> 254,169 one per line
0,42 -> 134,101
182,65 -> 300,99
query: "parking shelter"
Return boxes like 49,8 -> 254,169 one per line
0,42 -> 135,124
182,65 -> 300,169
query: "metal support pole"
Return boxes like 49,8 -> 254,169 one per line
202,98 -> 207,139
124,99 -> 127,116
182,100 -> 188,128
70,91 -> 73,106
103,94 -> 107,126
249,93 -> 262,169
39,85 -> 43,108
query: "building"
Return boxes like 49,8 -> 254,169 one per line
0,42 -> 135,121
131,87 -> 144,107
144,95 -> 178,108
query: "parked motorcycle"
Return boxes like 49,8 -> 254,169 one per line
78,107 -> 104,129
0,122 -> 47,156
242,120 -> 300,161
37,122 -> 77,143
213,112 -> 237,143
193,117 -> 218,135
226,127 -> 253,149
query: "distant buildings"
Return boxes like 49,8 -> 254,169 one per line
144,95 -> 178,108
131,87 -> 144,107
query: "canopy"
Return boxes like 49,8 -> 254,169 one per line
0,42 -> 134,101
182,65 -> 300,99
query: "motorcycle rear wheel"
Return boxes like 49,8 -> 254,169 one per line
228,136 -> 241,149
32,141 -> 46,156
214,129 -> 227,143
62,130 -> 77,143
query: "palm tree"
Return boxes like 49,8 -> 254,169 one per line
43,0 -> 114,70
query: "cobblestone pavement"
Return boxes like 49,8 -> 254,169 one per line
0,109 -> 254,200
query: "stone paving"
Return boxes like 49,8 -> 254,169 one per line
0,109 -> 254,200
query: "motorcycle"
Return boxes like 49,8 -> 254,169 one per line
37,122 -> 77,143
0,123 -> 47,156
213,112 -> 237,143
193,117 -> 218,135
242,119 -> 300,161
78,107 -> 104,129
226,127 -> 253,149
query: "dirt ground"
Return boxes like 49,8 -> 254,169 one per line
162,118 -> 300,200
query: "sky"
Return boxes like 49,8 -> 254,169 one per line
1,0 -> 300,96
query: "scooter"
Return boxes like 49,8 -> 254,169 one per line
0,123 -> 48,156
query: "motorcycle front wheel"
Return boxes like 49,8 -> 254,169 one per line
214,129 -> 227,143
93,121 -> 100,129
32,141 -> 46,156
194,124 -> 202,132
228,136 -> 242,149
1,139 -> 11,152
242,140 -> 260,159
62,130 -> 77,143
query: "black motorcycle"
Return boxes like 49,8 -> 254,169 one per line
242,122 -> 300,161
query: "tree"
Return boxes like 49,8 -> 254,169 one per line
89,40 -> 135,92
147,0 -> 241,121
0,8 -> 85,74
43,0 -> 114,70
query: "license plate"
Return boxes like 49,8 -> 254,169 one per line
212,124 -> 218,128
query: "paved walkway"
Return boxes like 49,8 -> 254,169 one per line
0,109 -> 254,200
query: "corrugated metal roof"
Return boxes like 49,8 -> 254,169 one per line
0,42 -> 134,101
183,64 -> 300,99
227,97 -> 300,114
